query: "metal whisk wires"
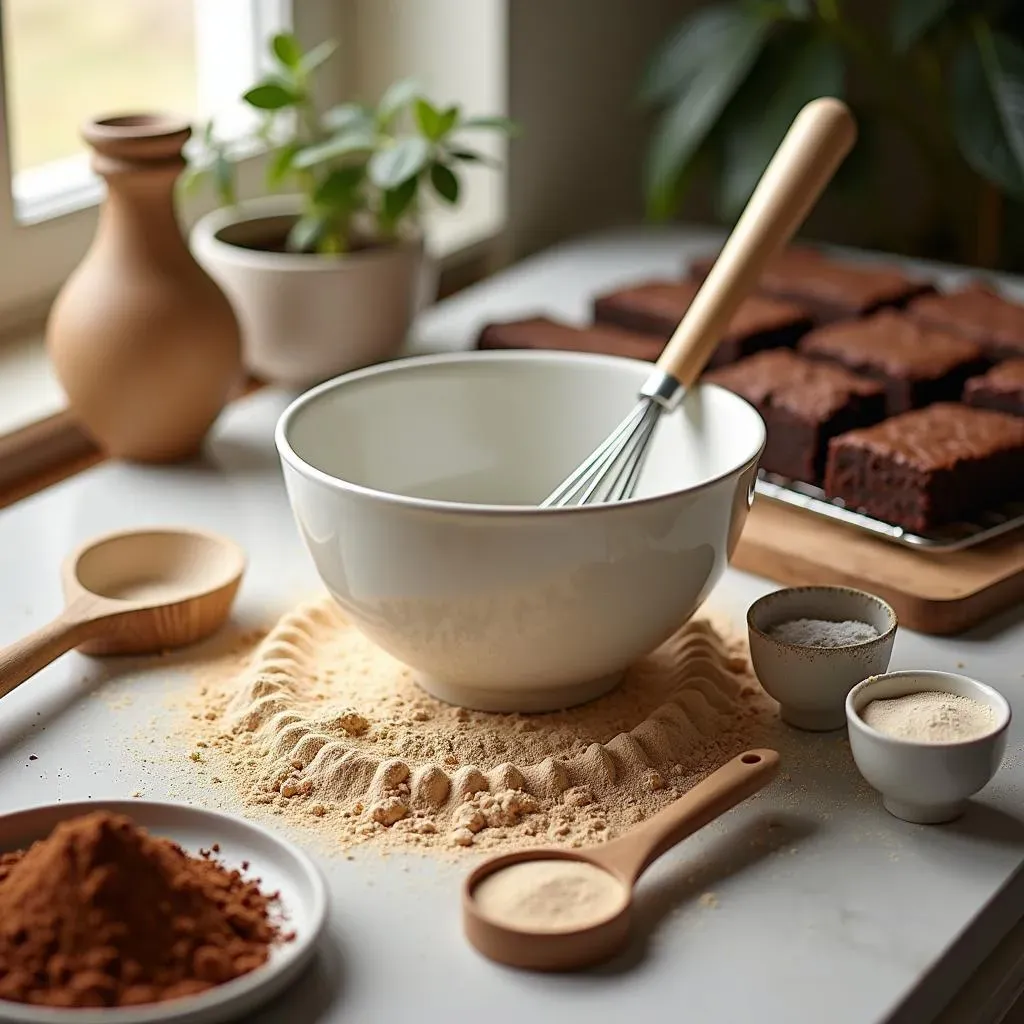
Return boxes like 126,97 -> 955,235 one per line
540,372 -> 681,508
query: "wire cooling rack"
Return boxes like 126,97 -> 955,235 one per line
755,471 -> 1024,553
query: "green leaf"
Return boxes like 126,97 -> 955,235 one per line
299,39 -> 338,75
322,103 -> 373,134
292,130 -> 376,169
382,176 -> 419,224
315,165 -> 366,206
639,3 -> 772,107
271,32 -> 303,69
952,26 -> 1024,197
243,81 -> 299,110
415,99 -> 460,141
266,143 -> 299,188
214,152 -> 236,205
429,162 -> 460,203
287,214 -> 327,253
414,98 -> 443,139
890,0 -> 955,53
377,78 -> 422,127
717,33 -> 845,220
458,115 -> 519,135
368,135 -> 431,188
445,146 -> 499,167
643,10 -> 772,219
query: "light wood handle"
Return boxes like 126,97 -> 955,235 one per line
0,610 -> 96,700
592,749 -> 779,883
656,97 -> 856,387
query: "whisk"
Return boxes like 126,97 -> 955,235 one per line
541,97 -> 857,508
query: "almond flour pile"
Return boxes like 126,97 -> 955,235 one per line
182,598 -> 777,855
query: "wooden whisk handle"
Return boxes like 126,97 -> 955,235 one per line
656,97 -> 856,389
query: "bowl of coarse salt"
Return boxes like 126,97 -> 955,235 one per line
846,670 -> 1010,825
747,586 -> 897,732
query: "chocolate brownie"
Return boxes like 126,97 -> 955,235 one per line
688,245 -> 825,283
690,248 -> 932,322
704,349 -> 886,483
592,280 -> 811,369
797,311 -> 987,415
824,403 -> 1024,533
905,284 -> 1024,361
477,316 -> 662,361
963,359 -> 1024,417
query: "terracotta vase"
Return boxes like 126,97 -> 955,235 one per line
47,114 -> 242,463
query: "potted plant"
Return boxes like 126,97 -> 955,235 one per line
186,32 -> 516,387
639,0 -> 1024,269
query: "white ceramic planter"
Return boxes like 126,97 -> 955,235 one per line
191,196 -> 433,388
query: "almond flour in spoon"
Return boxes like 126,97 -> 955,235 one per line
180,598 -> 777,856
473,860 -> 627,933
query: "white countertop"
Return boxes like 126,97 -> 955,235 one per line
1,227 -> 1023,1024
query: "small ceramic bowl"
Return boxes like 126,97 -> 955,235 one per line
747,586 -> 897,731
846,670 -> 1011,824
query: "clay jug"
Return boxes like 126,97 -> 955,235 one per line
47,114 -> 242,463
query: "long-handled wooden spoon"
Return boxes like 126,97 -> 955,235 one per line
0,526 -> 245,700
463,748 -> 779,971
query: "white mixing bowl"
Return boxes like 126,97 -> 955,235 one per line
276,350 -> 765,712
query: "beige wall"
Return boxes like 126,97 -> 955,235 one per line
502,0 -> 945,265
504,0 -> 688,261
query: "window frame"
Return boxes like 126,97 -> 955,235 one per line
0,0 -> 325,324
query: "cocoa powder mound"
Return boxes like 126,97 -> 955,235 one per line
0,812 -> 286,1008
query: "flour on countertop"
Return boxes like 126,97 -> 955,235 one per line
861,691 -> 997,744
177,597 -> 778,856
768,618 -> 879,648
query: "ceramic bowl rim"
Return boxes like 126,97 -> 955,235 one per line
274,349 -> 767,517
191,195 -> 424,271
746,585 -> 898,653
845,669 -> 1012,751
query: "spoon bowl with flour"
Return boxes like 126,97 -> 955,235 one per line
462,748 -> 779,971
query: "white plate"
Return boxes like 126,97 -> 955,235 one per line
0,800 -> 328,1024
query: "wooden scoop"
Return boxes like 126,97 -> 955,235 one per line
463,748 -> 779,971
0,526 -> 245,700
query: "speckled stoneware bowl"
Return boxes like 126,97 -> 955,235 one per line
747,586 -> 898,731
846,670 -> 1011,824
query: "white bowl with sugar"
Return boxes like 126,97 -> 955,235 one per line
846,670 -> 1011,824
746,586 -> 898,731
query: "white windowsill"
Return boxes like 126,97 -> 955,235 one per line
0,333 -> 67,436
0,202 -> 504,438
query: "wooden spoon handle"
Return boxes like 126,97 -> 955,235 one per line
592,749 -> 780,883
0,611 -> 97,700
655,97 -> 856,388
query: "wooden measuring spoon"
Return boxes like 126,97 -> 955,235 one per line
0,526 -> 246,700
463,748 -> 779,971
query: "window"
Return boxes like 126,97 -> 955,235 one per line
0,0 -> 508,437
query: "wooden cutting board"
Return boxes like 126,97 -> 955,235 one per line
732,497 -> 1024,635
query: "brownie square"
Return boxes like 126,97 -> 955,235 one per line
797,311 -> 987,415
477,316 -> 662,361
688,245 -> 826,283
905,284 -> 1024,361
690,248 -> 932,322
704,349 -> 886,483
591,280 -> 811,369
963,359 -> 1024,417
824,403 -> 1024,533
